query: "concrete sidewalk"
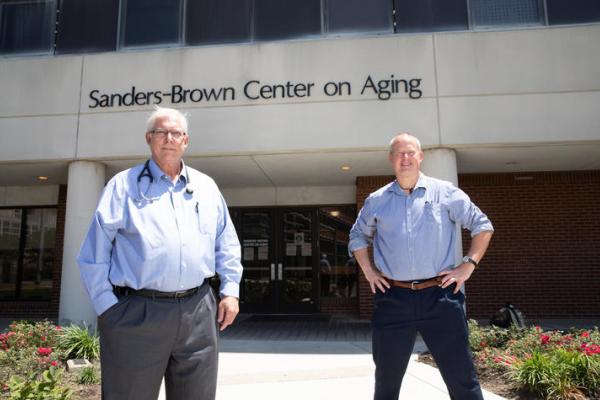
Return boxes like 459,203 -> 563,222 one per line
159,338 -> 506,400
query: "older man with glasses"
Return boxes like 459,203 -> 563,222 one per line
78,106 -> 242,400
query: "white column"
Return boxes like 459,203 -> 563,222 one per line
421,148 -> 458,186
421,148 -> 462,264
58,161 -> 106,327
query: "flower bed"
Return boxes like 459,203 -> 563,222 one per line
470,320 -> 600,399
0,321 -> 101,400
419,321 -> 600,399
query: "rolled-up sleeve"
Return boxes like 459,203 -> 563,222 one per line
214,193 -> 242,298
349,197 -> 377,255
77,179 -> 124,316
447,186 -> 494,237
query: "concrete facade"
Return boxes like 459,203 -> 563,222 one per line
1,23 -> 599,322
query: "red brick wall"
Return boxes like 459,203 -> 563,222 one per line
356,171 -> 600,320
0,185 -> 66,319
460,171 -> 600,319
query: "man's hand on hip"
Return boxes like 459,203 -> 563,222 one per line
437,263 -> 476,294
217,296 -> 239,331
364,268 -> 391,294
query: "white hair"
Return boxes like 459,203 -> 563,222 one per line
389,132 -> 422,152
146,106 -> 189,134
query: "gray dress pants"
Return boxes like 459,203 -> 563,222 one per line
98,283 -> 218,400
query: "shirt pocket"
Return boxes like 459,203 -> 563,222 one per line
195,202 -> 218,236
424,201 -> 442,224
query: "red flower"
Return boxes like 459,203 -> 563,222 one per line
581,331 -> 590,338
540,335 -> 551,345
51,361 -> 58,367
37,347 -> 52,356
55,326 -> 62,331
41,336 -> 46,341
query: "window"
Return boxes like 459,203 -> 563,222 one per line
318,206 -> 357,301
0,0 -> 56,54
55,0 -> 119,54
120,0 -> 182,48
0,208 -> 57,301
470,0 -> 543,28
394,0 -> 468,33
546,0 -> 600,25
326,0 -> 393,34
186,0 -> 252,45
254,0 -> 322,41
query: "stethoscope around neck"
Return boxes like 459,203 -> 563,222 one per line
135,159 -> 194,205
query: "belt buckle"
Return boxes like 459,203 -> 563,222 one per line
174,290 -> 187,298
410,281 -> 419,290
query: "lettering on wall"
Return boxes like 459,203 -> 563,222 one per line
87,75 -> 423,109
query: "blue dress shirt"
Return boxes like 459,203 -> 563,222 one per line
78,159 -> 242,316
349,174 -> 493,281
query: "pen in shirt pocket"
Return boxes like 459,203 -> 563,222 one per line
195,202 -> 199,213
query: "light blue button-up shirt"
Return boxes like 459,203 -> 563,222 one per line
78,159 -> 242,316
349,174 -> 493,281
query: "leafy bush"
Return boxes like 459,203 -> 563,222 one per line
0,321 -> 64,385
56,325 -> 100,360
76,366 -> 100,385
468,320 -> 600,399
6,367 -> 72,400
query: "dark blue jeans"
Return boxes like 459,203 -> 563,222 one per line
372,285 -> 483,400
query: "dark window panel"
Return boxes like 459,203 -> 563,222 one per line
56,0 -> 119,54
254,0 -> 321,41
470,0 -> 542,28
122,0 -> 181,47
20,209 -> 56,301
0,209 -> 22,300
394,0 -> 468,33
186,0 -> 251,45
0,1 -> 55,54
547,0 -> 600,25
326,0 -> 393,34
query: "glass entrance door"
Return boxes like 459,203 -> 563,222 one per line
238,208 -> 317,313
279,210 -> 315,313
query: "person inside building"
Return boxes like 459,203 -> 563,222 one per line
349,132 -> 494,400
77,106 -> 242,400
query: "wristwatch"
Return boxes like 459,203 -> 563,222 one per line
462,256 -> 479,269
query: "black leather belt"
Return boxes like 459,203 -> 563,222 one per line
114,281 -> 206,299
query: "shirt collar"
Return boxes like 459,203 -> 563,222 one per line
148,158 -> 187,184
388,172 -> 429,195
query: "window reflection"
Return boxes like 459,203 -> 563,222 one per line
0,210 -> 22,300
0,208 -> 56,301
319,206 -> 357,301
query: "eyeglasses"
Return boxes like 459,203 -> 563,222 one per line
150,129 -> 186,140
391,151 -> 416,158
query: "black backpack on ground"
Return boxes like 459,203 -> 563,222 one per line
490,303 -> 526,329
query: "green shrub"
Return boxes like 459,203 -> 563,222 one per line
468,320 -> 515,352
76,366 -> 100,385
6,367 -> 72,400
56,325 -> 100,360
1,321 -> 62,351
509,349 -> 599,399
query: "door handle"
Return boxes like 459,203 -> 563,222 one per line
278,263 -> 283,281
270,263 -> 275,281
